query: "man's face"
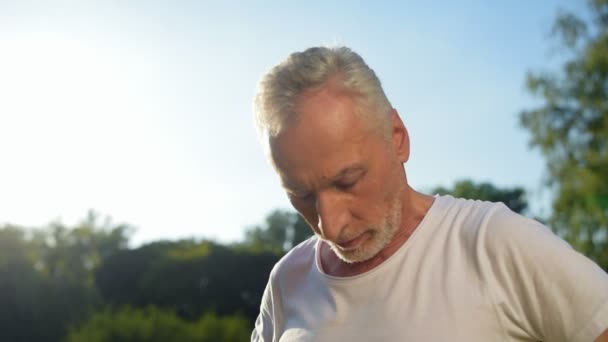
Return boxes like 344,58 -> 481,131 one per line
269,87 -> 407,263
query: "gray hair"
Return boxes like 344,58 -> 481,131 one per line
254,46 -> 393,140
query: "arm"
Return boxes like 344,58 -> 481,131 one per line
251,268 -> 280,342
251,313 -> 273,342
596,329 -> 608,342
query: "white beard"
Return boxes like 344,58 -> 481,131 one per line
328,191 -> 403,264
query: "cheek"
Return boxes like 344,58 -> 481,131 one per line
355,174 -> 399,216
357,175 -> 388,203
289,199 -> 321,233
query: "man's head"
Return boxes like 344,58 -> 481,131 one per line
255,46 -> 411,264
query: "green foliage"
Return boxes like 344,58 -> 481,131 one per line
35,210 -> 132,286
432,179 -> 528,214
243,209 -> 312,253
65,306 -> 250,342
0,209 -> 304,341
95,239 -> 278,324
520,0 -> 608,269
168,242 -> 211,261
0,226 -> 52,342
0,212 -> 132,342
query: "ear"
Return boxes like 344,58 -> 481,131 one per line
390,109 -> 410,163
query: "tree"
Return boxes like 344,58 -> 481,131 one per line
431,179 -> 529,214
0,225 -> 51,342
36,210 -> 132,286
0,212 -> 132,342
243,209 -> 312,253
520,0 -> 608,269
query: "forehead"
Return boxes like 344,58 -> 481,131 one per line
269,87 -> 384,185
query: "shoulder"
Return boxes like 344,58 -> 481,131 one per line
253,236 -> 319,341
437,195 -> 574,280
475,199 -> 573,264
433,195 -> 556,253
269,236 -> 318,284
440,196 -> 608,341
431,195 -> 510,243
432,195 -> 506,230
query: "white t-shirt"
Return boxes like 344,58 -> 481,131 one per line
252,195 -> 608,341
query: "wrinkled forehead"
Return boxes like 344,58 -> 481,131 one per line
269,135 -> 370,193
268,95 -> 385,185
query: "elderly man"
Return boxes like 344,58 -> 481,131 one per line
251,46 -> 608,341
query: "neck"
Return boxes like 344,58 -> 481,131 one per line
321,187 -> 435,277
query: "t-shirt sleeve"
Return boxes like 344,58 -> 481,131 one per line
481,204 -> 608,342
251,269 -> 280,342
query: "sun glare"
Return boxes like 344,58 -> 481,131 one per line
0,31 -> 136,225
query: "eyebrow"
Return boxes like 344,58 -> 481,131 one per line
330,163 -> 366,182
282,163 -> 367,195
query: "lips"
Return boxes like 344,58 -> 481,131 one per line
336,231 -> 369,250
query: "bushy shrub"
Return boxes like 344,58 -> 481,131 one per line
65,306 -> 250,342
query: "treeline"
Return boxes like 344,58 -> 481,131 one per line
0,211 -> 286,342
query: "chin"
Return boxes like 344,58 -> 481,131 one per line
330,232 -> 387,264
332,217 -> 401,264
329,194 -> 403,264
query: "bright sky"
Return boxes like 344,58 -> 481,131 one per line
0,1 -> 586,246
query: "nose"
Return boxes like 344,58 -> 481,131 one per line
315,190 -> 349,242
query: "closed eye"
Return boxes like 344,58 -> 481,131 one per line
288,191 -> 314,201
334,171 -> 365,191
335,179 -> 358,191
332,165 -> 366,191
